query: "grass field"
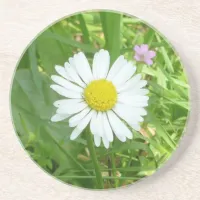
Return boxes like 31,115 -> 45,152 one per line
11,11 -> 189,189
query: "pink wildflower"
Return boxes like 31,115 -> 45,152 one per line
134,44 -> 156,65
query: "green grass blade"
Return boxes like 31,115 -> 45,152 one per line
42,32 -> 96,53
100,12 -> 122,64
155,33 -> 174,73
28,43 -> 42,90
78,14 -> 91,44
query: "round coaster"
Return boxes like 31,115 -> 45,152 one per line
10,10 -> 190,189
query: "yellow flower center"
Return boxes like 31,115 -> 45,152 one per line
84,79 -> 117,111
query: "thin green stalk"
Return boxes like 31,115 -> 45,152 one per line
110,144 -> 118,187
84,128 -> 104,189
119,150 -> 134,186
137,63 -> 145,73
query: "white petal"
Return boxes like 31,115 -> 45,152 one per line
118,95 -> 149,107
53,99 -> 82,108
129,80 -> 148,91
94,134 -> 101,147
112,62 -> 136,87
117,74 -> 142,92
117,135 -> 126,142
102,136 -> 109,149
121,88 -> 149,96
50,85 -> 82,98
73,52 -> 93,84
130,123 -> 141,131
121,84 -> 148,98
65,62 -> 86,88
69,107 -> 91,127
102,112 -> 113,142
51,113 -> 70,122
55,65 -> 71,81
92,49 -> 110,79
130,89 -> 149,96
113,103 -> 142,131
107,110 -> 133,140
113,103 -> 146,121
51,75 -> 83,93
90,111 -> 98,135
90,112 -> 105,138
95,112 -> 104,137
107,56 -> 127,80
70,110 -> 95,140
113,103 -> 146,123
68,57 -> 75,67
56,101 -> 88,115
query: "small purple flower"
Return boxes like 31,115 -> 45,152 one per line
134,44 -> 156,65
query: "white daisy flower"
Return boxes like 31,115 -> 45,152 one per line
50,49 -> 149,149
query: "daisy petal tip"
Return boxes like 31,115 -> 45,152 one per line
53,102 -> 59,107
104,50 -> 110,57
129,136 -> 133,140
119,136 -> 126,142
73,53 -> 78,59
78,52 -> 85,57
105,145 -> 109,149
51,114 -> 66,122
143,80 -> 148,86
68,123 -> 73,128
64,62 -> 69,67
96,143 -> 101,148
127,133 -> 133,140
70,132 -> 79,140
143,111 -> 147,116
51,75 -> 56,80
122,138 -> 126,142
99,49 -> 105,53
109,138 -> 114,143
68,57 -> 73,63
135,125 -> 141,131
70,136 -> 75,141
50,117 -> 55,122
120,55 -> 125,59
55,65 -> 62,71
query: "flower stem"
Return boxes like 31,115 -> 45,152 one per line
111,152 -> 118,187
110,142 -> 118,187
84,128 -> 104,189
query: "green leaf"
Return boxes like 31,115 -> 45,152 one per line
100,12 -> 122,64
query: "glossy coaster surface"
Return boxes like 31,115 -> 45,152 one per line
11,10 -> 190,189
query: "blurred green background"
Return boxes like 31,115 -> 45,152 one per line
11,11 -> 189,189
